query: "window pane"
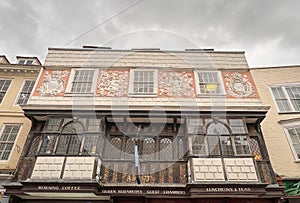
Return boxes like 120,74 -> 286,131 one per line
56,135 -> 71,154
87,118 -> 102,132
250,137 -> 263,161
207,122 -> 230,135
229,119 -> 246,134
142,138 -> 156,160
192,135 -> 206,155
124,137 -> 135,159
207,136 -> 220,155
271,87 -> 291,112
160,138 -> 173,160
68,135 -> 82,154
71,70 -> 95,93
82,135 -> 99,155
45,118 -> 63,132
287,126 -> 300,159
105,137 -> 122,159
0,79 -> 12,103
286,87 -> 300,111
16,80 -> 35,105
233,136 -> 251,155
132,71 -> 155,94
198,72 -> 221,94
0,125 -> 21,160
40,135 -> 57,154
220,136 -> 233,155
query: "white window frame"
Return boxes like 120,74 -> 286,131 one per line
15,79 -> 35,105
284,125 -> 300,161
270,84 -> 300,113
194,71 -> 225,96
0,78 -> 12,104
65,69 -> 98,95
0,124 -> 22,161
128,69 -> 158,96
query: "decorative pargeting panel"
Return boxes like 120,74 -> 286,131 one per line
192,158 -> 225,181
31,157 -> 64,179
224,158 -> 258,181
63,157 -> 98,179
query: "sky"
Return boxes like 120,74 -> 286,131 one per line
0,0 -> 300,67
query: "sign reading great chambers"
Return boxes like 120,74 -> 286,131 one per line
36,185 -> 253,195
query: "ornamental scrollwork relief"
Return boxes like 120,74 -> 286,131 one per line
97,70 -> 129,97
159,71 -> 194,97
37,70 -> 69,96
224,72 -> 256,98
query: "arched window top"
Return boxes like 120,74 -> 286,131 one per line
206,121 -> 231,135
61,122 -> 84,134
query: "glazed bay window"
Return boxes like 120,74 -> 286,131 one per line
194,71 -> 224,95
39,117 -> 103,155
0,79 -> 12,103
129,69 -> 158,95
285,125 -> 300,160
189,118 -> 253,157
16,80 -> 35,105
105,121 -> 185,160
66,69 -> 98,94
0,124 -> 21,160
271,85 -> 300,112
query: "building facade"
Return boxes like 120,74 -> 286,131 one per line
5,47 -> 283,203
0,56 -> 41,202
251,66 -> 300,202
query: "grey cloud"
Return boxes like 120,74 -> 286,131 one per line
0,0 -> 300,67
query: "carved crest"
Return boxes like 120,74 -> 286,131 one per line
37,70 -> 69,96
224,72 -> 256,98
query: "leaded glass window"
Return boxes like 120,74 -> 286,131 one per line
229,119 -> 246,134
233,136 -> 251,155
160,138 -> 173,160
40,135 -> 57,154
250,137 -> 263,161
191,135 -> 206,156
87,118 -> 103,133
142,138 -> 156,160
56,122 -> 83,155
45,118 -> 63,132
105,136 -> 122,159
82,135 -> 100,155
124,137 -> 135,159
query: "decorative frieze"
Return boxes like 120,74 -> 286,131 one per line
159,71 -> 195,97
223,71 -> 258,98
36,70 -> 70,96
97,70 -> 129,97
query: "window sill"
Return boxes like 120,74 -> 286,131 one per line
278,111 -> 300,115
294,160 -> 300,163
128,94 -> 158,98
64,92 -> 96,97
196,94 -> 227,98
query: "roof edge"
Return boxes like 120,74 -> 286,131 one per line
47,47 -> 246,54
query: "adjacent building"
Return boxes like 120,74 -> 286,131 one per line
4,47 -> 283,203
251,65 -> 300,202
0,56 -> 41,202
